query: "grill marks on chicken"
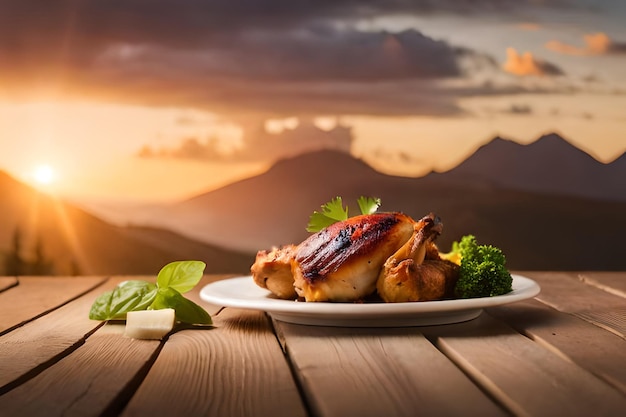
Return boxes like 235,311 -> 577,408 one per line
293,213 -> 415,302
250,212 -> 460,303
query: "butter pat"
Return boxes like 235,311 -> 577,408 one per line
124,308 -> 176,340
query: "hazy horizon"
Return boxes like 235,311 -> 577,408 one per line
1,1 -> 625,205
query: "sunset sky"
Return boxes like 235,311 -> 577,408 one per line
1,0 -> 625,206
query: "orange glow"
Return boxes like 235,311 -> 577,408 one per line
584,32 -> 612,54
21,190 -> 90,275
32,164 -> 57,186
0,95 -> 625,205
502,48 -> 548,76
545,32 -> 613,56
50,196 -> 92,274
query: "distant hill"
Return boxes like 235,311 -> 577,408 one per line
0,171 -> 253,276
154,139 -> 626,271
436,133 -> 626,201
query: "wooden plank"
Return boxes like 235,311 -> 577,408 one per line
577,271 -> 626,298
422,313 -> 626,417
0,276 -> 106,334
121,308 -> 306,417
0,278 -> 124,391
275,321 -> 506,417
0,322 -> 161,417
523,271 -> 626,338
487,299 -> 626,394
0,277 -> 18,292
0,275 -> 226,414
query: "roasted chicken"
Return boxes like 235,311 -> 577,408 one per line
250,212 -> 459,303
376,214 -> 459,302
251,244 -> 298,299
292,212 -> 416,302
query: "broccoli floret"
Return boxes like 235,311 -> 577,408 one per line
453,235 -> 513,298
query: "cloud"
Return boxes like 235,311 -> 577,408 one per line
516,22 -> 542,31
71,26 -> 495,117
139,118 -> 354,163
545,32 -> 626,55
0,1 -> 577,45
506,104 -> 533,114
97,28 -> 467,83
0,0 -> 584,118
502,47 -> 564,76
0,2 -> 493,117
138,138 -> 224,160
0,1 -> 488,78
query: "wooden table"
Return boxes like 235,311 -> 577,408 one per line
0,272 -> 624,417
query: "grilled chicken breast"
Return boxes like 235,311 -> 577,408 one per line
292,212 -> 415,302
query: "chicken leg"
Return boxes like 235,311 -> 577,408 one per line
376,213 -> 459,302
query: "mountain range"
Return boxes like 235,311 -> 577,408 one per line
436,133 -> 625,201
1,133 -> 624,275
147,133 -> 625,270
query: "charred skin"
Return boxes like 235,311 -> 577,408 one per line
377,214 -> 460,302
251,245 -> 297,299
292,212 -> 415,302
251,211 -> 457,303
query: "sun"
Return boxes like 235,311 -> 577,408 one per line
32,164 -> 57,186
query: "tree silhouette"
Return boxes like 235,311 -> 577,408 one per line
4,227 -> 55,276
69,258 -> 82,276
31,234 -> 54,275
5,227 -> 26,276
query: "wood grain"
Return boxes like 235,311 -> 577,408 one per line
0,276 -> 105,334
0,323 -> 161,417
121,308 -> 306,417
0,277 -> 18,292
523,271 -> 626,337
487,299 -> 626,393
422,313 -> 626,417
2,274 -> 625,417
578,271 -> 626,298
0,278 -> 123,391
275,321 -> 506,417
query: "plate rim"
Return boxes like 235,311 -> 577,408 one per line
199,274 -> 540,319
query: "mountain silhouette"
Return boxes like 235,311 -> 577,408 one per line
156,135 -> 626,270
0,171 -> 253,275
4,132 -> 622,274
435,133 -> 626,201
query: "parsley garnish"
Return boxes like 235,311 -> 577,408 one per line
306,196 -> 381,232
357,196 -> 382,215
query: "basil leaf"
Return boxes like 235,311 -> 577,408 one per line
156,260 -> 206,294
152,287 -> 212,325
89,291 -> 115,320
89,280 -> 157,320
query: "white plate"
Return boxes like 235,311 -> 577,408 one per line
200,275 -> 540,327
